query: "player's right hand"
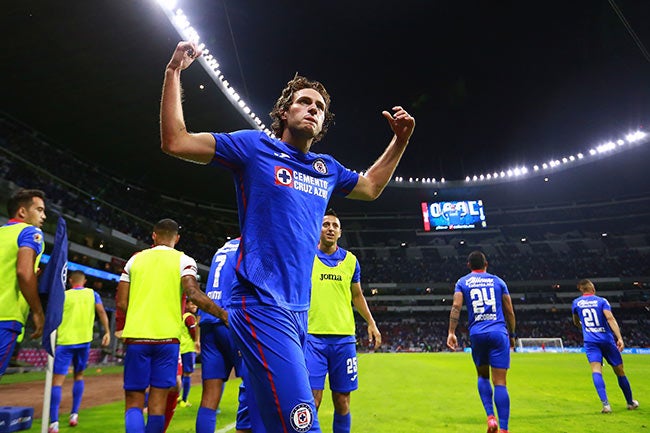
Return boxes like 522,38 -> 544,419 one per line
31,310 -> 45,339
167,41 -> 202,72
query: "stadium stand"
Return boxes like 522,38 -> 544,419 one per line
1,112 -> 648,362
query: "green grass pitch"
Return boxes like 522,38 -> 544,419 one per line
25,352 -> 648,432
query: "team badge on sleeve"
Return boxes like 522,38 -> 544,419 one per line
312,158 -> 327,174
33,231 -> 43,244
289,403 -> 314,432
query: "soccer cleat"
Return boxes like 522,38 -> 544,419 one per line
179,400 -> 192,408
486,415 -> 498,433
627,400 -> 639,410
48,421 -> 59,433
601,404 -> 612,414
69,413 -> 79,427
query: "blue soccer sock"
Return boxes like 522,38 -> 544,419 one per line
617,375 -> 633,403
592,372 -> 608,403
494,385 -> 510,431
50,385 -> 62,423
477,377 -> 495,416
145,414 -> 165,433
196,406 -> 217,433
72,379 -> 85,414
333,412 -> 351,433
125,407 -> 145,433
182,376 -> 191,401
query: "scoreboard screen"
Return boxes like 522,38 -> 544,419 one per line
421,200 -> 487,231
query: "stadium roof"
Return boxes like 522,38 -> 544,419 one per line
3,1 -> 650,211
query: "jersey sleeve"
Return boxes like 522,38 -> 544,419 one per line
498,276 -> 509,295
329,157 -> 359,196
17,226 -> 44,254
602,298 -> 612,311
120,255 -> 137,282
211,130 -> 260,170
352,258 -> 361,284
93,290 -> 103,305
180,254 -> 198,278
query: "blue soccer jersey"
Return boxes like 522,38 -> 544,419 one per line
211,130 -> 359,311
200,238 -> 240,326
572,294 -> 615,344
455,271 -> 509,335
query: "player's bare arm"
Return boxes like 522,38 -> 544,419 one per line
347,106 -> 415,201
96,303 -> 111,347
181,275 -> 228,326
502,294 -> 516,346
351,282 -> 382,348
115,281 -> 130,313
447,292 -> 464,350
160,41 -> 216,164
572,314 -> 582,329
603,309 -> 625,351
16,246 -> 44,339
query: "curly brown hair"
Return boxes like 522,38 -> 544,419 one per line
269,75 -> 335,143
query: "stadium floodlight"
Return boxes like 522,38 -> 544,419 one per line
155,1 -> 264,132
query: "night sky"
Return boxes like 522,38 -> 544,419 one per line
3,0 -> 650,209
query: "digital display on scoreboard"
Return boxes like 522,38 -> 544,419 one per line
421,200 -> 487,231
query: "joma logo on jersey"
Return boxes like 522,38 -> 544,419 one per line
319,273 -> 342,281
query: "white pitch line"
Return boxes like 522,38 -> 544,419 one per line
217,422 -> 237,433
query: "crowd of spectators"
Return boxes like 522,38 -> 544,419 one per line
3,114 -> 649,355
356,310 -> 650,352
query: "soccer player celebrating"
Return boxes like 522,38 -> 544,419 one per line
116,219 -> 228,433
160,41 -> 414,432
0,189 -> 46,379
306,209 -> 381,433
447,251 -> 515,433
571,279 -> 639,413
48,271 -> 111,433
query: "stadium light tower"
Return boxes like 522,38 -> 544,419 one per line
154,0 -> 272,136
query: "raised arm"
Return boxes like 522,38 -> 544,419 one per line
181,275 -> 228,326
16,247 -> 44,339
347,106 -> 415,201
160,41 -> 217,164
447,291 -> 464,350
351,282 -> 381,349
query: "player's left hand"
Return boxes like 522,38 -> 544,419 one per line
382,106 -> 415,144
616,337 -> 624,352
446,333 -> 458,351
367,324 -> 382,349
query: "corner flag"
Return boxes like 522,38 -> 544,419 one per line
39,216 -> 68,356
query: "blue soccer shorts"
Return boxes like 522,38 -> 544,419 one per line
584,340 -> 623,366
470,332 -> 510,369
53,343 -> 91,375
229,299 -> 321,433
0,324 -> 21,377
305,335 -> 358,393
123,343 -> 179,390
199,322 -> 241,381
181,351 -> 196,374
